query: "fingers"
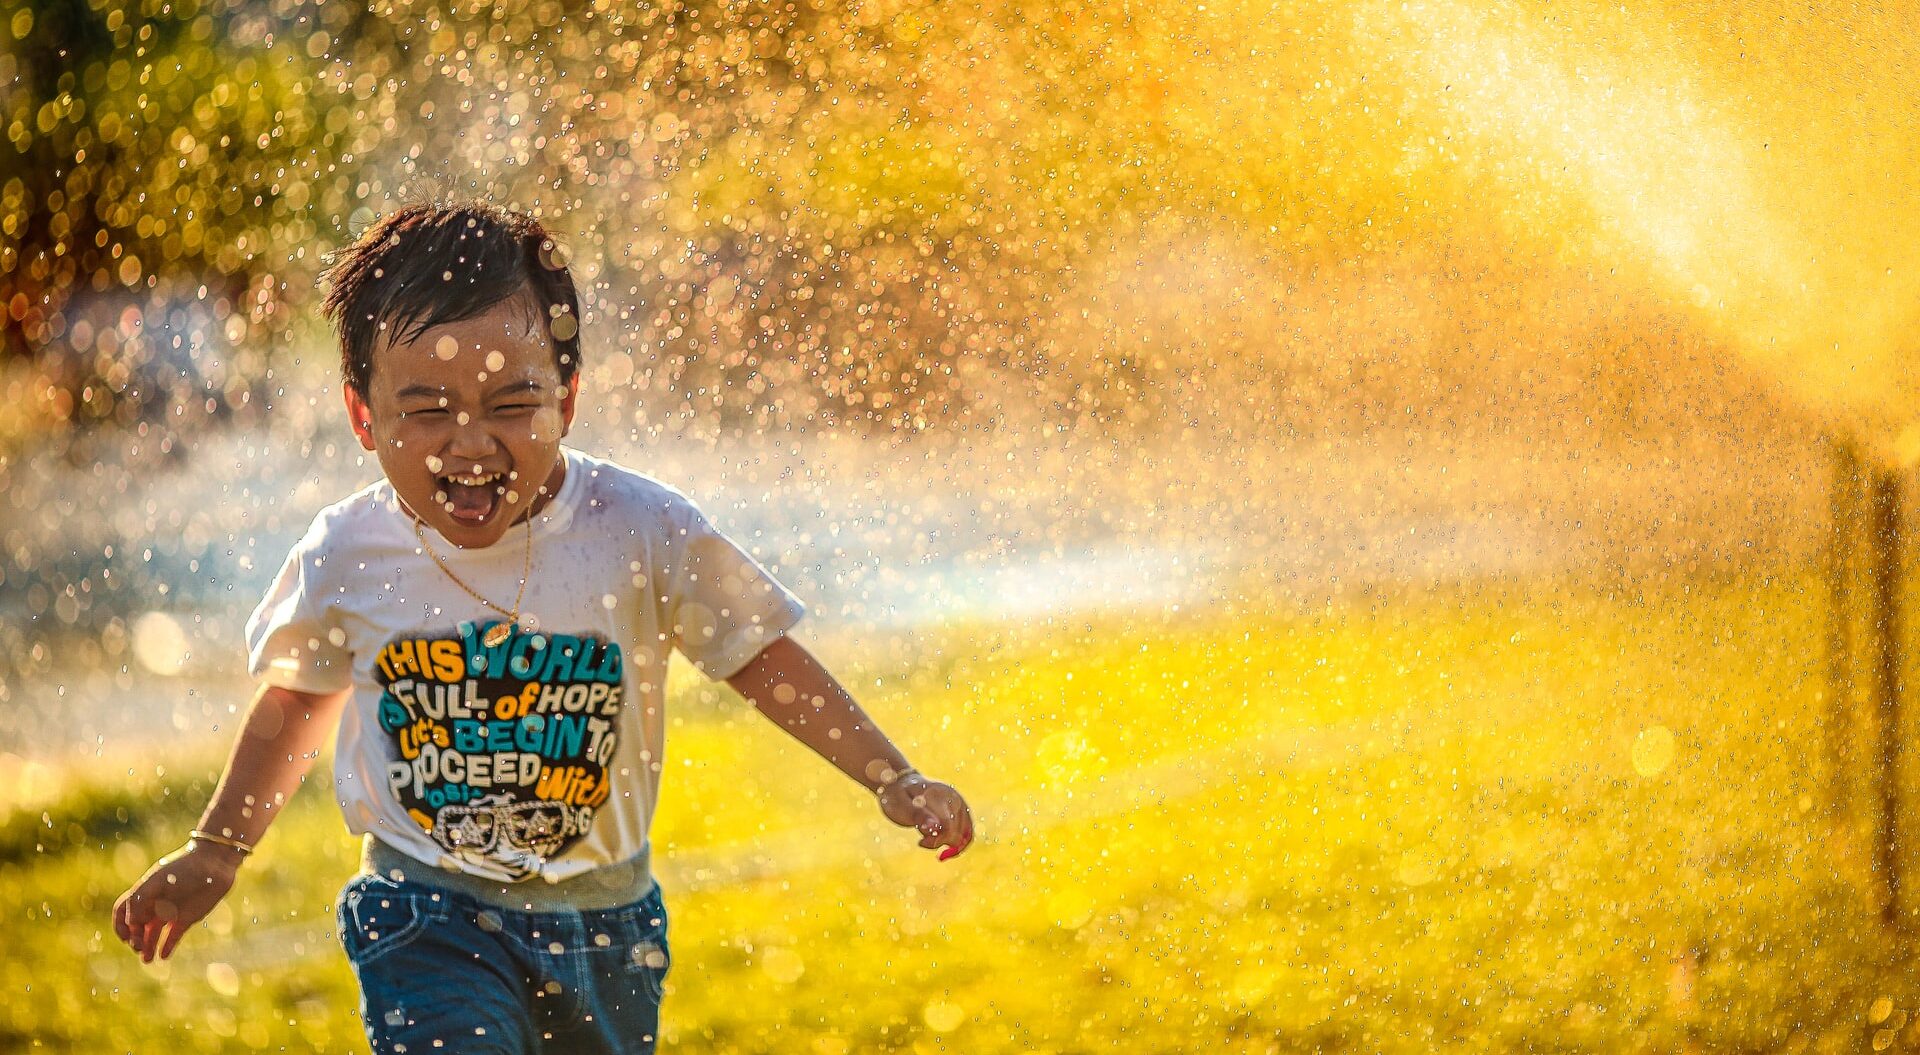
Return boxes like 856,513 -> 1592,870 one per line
939,808 -> 976,861
116,889 -> 154,960
118,889 -> 179,962
912,793 -> 953,844
144,897 -> 195,961
116,848 -> 229,962
112,894 -> 132,944
915,789 -> 975,861
159,918 -> 188,960
938,804 -> 975,860
882,779 -> 976,861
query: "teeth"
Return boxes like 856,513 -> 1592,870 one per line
446,473 -> 500,486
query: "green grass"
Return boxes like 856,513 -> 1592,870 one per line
3,568 -> 1911,1053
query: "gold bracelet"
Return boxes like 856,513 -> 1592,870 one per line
188,829 -> 255,856
875,765 -> 921,796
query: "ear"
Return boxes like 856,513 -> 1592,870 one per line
343,385 -> 377,452
558,373 -> 581,437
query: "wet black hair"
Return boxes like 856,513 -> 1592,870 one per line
318,199 -> 581,400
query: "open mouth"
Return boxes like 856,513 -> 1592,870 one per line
436,471 -> 507,524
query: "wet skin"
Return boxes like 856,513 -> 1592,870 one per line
343,293 -> 579,549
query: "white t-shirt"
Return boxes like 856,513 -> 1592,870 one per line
244,445 -> 805,885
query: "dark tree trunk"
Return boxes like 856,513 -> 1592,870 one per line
1870,467 -> 1904,928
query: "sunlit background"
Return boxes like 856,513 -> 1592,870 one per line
6,0 -> 1920,1051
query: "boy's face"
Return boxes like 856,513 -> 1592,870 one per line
343,294 -> 579,549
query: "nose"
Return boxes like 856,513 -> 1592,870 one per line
444,410 -> 499,463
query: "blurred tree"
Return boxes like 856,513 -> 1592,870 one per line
0,0 -> 342,445
0,0 -> 1815,448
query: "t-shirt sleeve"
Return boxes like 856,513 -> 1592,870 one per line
244,517 -> 354,695
661,495 -> 807,680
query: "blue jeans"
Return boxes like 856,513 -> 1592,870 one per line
336,872 -> 671,1054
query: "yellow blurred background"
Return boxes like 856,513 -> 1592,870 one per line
6,0 -> 1920,1051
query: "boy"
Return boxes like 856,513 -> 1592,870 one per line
111,200 -> 974,1054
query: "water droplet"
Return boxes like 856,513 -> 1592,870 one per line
761,946 -> 805,983
131,611 -> 189,676
204,962 -> 240,997
1631,725 -> 1675,777
922,999 -> 965,1032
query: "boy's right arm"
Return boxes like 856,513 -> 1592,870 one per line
112,681 -> 349,963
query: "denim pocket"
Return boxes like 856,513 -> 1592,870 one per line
338,875 -> 443,966
609,895 -> 671,1000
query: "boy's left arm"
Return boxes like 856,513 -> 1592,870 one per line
726,635 -> 974,860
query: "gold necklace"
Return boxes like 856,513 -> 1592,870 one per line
407,506 -> 535,647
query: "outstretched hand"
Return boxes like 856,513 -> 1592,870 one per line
112,842 -> 242,963
878,776 -> 975,860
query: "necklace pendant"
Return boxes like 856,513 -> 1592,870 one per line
482,622 -> 512,648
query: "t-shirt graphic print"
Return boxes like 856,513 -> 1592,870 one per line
244,446 -> 807,887
377,620 -> 625,880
